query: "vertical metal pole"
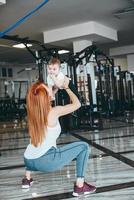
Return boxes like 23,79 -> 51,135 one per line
35,51 -> 44,82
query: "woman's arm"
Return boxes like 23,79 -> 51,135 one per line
53,76 -> 81,117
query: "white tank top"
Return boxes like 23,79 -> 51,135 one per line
24,120 -> 61,159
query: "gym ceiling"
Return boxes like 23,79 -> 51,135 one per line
0,0 -> 134,63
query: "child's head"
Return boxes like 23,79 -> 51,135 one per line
48,57 -> 61,76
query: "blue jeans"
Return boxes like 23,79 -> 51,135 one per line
24,141 -> 90,178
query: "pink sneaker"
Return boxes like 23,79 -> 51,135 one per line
22,177 -> 33,189
72,182 -> 96,197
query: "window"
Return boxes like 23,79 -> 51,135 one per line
8,68 -> 13,77
2,68 -> 7,77
1,67 -> 13,77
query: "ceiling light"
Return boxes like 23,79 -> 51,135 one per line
25,67 -> 32,71
58,50 -> 70,54
12,43 -> 32,48
0,0 -> 6,5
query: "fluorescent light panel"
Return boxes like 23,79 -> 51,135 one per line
13,43 -> 32,48
0,0 -> 6,5
25,67 -> 32,71
58,50 -> 70,54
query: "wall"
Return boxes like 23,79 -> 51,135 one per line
127,54 -> 134,72
113,57 -> 128,71
0,62 -> 39,98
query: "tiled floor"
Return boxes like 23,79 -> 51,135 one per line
0,117 -> 134,200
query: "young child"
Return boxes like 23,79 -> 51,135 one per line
47,58 -> 65,99
47,58 -> 80,132
47,57 -> 80,98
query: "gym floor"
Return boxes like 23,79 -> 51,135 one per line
0,117 -> 134,200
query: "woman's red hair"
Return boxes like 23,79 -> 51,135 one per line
26,81 -> 51,147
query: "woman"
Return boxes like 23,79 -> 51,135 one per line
22,76 -> 96,197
